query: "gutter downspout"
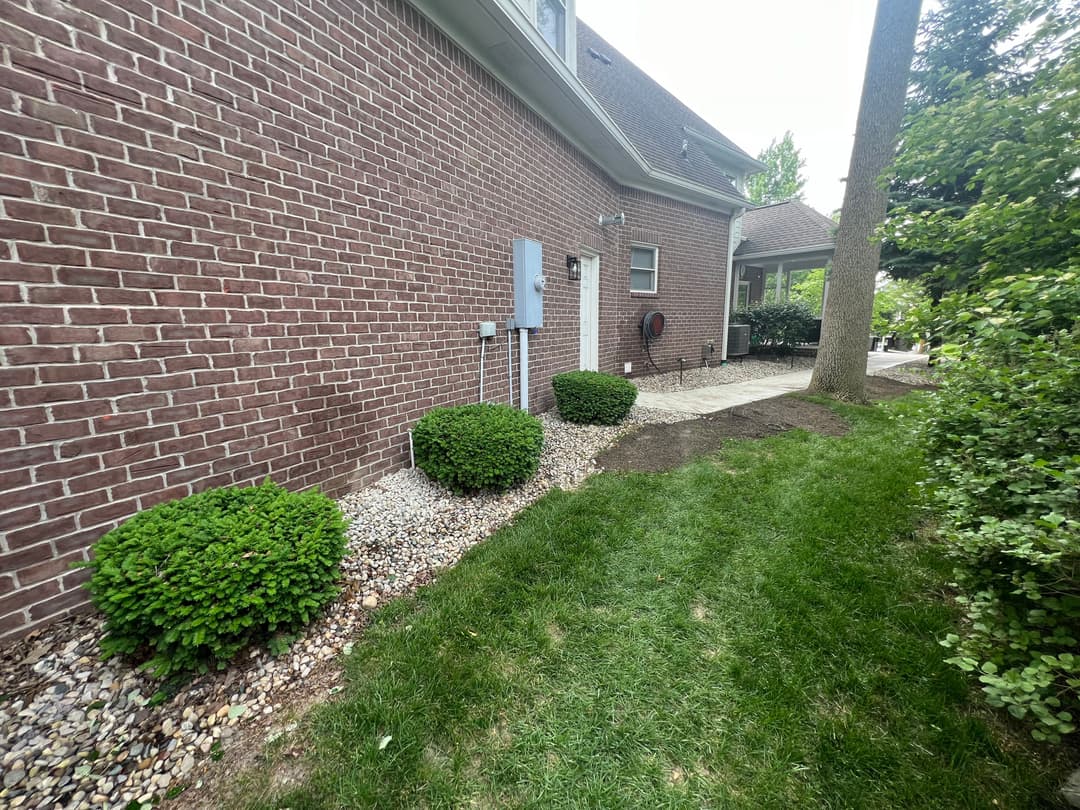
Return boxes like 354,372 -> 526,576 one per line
720,206 -> 746,362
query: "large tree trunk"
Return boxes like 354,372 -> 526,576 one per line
809,0 -> 922,401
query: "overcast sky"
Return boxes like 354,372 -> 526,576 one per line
576,0 -> 881,216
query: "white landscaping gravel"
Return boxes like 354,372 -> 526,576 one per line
0,405 -> 687,810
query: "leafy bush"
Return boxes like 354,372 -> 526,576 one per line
82,480 -> 348,677
734,301 -> 815,356
551,371 -> 637,425
922,271 -> 1080,741
413,403 -> 543,494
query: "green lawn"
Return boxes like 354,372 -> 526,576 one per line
239,397 -> 1070,809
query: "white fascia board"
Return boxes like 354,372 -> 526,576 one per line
405,0 -> 745,214
684,126 -> 767,176
733,244 -> 836,262
640,168 -> 751,213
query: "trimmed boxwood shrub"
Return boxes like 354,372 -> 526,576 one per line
551,370 -> 637,425
82,479 -> 348,677
413,403 -> 543,494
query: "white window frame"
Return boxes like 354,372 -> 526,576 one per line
630,244 -> 658,294
535,0 -> 567,58
736,280 -> 751,310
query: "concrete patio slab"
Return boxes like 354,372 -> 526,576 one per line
636,351 -> 923,415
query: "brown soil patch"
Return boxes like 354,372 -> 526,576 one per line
864,374 -> 935,400
598,395 -> 847,473
598,376 -> 931,474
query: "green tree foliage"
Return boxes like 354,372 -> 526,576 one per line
882,0 -> 1080,296
745,131 -> 806,206
790,268 -> 826,315
871,278 -> 927,339
921,271 -> 1080,741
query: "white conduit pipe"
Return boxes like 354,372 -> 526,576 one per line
479,337 -> 487,403
519,328 -> 529,412
507,328 -> 514,405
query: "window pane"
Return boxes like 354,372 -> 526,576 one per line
630,268 -> 655,292
537,0 -> 565,57
630,246 -> 655,269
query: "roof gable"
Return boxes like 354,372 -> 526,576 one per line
735,200 -> 837,258
575,22 -> 751,202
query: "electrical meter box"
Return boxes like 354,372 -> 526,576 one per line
512,238 -> 544,329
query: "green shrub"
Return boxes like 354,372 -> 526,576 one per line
82,479 -> 348,677
551,370 -> 638,425
734,301 -> 815,356
922,271 -> 1080,742
413,403 -> 544,494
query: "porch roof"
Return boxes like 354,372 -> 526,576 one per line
734,200 -> 837,263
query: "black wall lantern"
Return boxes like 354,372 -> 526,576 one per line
566,255 -> 581,282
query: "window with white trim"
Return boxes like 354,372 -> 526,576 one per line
537,0 -> 566,58
736,281 -> 751,310
630,245 -> 658,293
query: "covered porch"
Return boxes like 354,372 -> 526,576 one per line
730,200 -> 838,344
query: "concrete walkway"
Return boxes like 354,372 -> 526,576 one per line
636,351 -> 923,415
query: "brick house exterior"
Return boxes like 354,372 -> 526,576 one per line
0,0 -> 762,638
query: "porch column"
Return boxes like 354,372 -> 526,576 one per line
775,262 -> 784,302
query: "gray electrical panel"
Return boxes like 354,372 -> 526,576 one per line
512,238 -> 544,328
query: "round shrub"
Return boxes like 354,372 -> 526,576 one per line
83,479 -> 348,677
551,370 -> 637,425
413,403 -> 544,494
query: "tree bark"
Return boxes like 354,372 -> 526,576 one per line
809,0 -> 922,401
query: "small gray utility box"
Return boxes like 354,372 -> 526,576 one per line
512,238 -> 544,328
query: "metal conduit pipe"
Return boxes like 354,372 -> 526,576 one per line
519,328 -> 529,412
479,336 -> 487,403
507,327 -> 514,405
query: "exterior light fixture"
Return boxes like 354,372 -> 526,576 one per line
566,255 -> 581,281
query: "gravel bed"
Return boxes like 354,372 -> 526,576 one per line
0,406 -> 687,810
633,355 -> 816,392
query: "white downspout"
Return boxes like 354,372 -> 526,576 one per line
519,328 -> 529,412
720,206 -> 745,361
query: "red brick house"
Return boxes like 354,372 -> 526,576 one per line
0,0 -> 764,637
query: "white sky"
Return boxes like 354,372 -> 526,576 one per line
576,0 -> 880,216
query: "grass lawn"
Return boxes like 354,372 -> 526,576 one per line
238,396 -> 1070,808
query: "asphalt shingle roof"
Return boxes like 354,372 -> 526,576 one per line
576,22 -> 751,201
735,200 -> 837,257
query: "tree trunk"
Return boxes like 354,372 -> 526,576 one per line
809,0 -> 922,401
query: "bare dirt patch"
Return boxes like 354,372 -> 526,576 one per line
597,395 -> 847,473
864,374 -> 935,400
597,375 -> 932,474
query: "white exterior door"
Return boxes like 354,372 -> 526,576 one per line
578,253 -> 599,371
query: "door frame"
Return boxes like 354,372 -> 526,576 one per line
578,250 -> 600,371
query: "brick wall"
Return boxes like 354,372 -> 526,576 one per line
0,0 -> 731,639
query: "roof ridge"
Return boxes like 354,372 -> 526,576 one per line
749,200 -> 797,210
